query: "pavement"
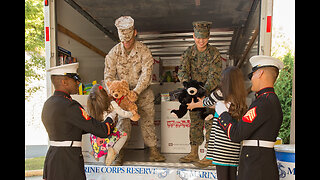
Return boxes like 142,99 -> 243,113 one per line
25,176 -> 43,180
25,145 -> 48,179
25,145 -> 48,158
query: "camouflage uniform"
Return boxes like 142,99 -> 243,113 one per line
178,43 -> 222,147
104,40 -> 157,147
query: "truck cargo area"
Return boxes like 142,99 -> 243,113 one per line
44,0 -> 273,179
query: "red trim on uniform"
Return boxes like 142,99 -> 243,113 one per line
64,96 -> 72,101
54,90 -> 72,101
217,118 -> 228,130
257,87 -> 273,92
45,27 -> 49,41
79,107 -> 91,120
257,91 -> 275,99
55,90 -> 70,95
105,123 -> 110,134
227,124 -> 232,139
217,119 -> 225,130
242,107 -> 257,123
266,16 -> 272,33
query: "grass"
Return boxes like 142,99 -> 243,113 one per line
25,156 -> 45,171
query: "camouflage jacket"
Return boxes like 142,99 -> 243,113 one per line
104,41 -> 153,95
177,44 -> 222,93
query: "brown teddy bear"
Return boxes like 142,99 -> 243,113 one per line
106,80 -> 140,121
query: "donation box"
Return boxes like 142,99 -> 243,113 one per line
160,101 -> 207,159
275,144 -> 295,180
161,101 -> 191,153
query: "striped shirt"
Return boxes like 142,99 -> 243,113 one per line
203,88 -> 223,107
206,112 -> 241,166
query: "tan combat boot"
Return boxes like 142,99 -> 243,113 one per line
111,148 -> 124,166
105,147 -> 117,166
149,146 -> 166,162
179,145 -> 199,163
193,157 -> 213,168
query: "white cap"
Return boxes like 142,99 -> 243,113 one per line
47,62 -> 79,75
115,16 -> 135,42
249,55 -> 284,70
115,16 -> 134,30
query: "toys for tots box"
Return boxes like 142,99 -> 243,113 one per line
161,101 -> 191,153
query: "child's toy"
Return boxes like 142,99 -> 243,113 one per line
79,80 -> 97,95
202,87 -> 224,107
106,80 -> 140,121
171,80 -> 208,119
87,84 -> 130,166
201,87 -> 224,120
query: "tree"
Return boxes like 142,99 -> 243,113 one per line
25,0 -> 45,100
274,52 -> 293,144
271,25 -> 295,144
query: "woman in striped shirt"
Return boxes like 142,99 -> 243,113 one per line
187,66 -> 247,180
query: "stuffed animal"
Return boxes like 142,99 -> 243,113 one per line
106,80 -> 140,121
171,80 -> 208,119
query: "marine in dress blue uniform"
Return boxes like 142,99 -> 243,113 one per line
42,63 -> 115,180
215,55 -> 284,180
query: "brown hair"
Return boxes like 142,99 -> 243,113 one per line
220,66 -> 247,120
87,84 -> 111,121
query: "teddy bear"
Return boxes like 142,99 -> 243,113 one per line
106,80 -> 140,121
171,80 -> 208,119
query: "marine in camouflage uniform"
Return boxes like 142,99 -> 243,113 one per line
104,16 -> 165,165
177,21 -> 222,164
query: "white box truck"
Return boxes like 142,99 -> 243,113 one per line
44,0 -> 275,179
44,0 -> 274,96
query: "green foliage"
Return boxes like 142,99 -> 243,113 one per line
25,156 -> 45,170
25,0 -> 44,51
274,52 -> 294,144
25,0 -> 45,100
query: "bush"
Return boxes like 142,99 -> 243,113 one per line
274,52 -> 294,144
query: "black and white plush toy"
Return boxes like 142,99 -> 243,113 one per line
171,80 -> 207,119
203,87 -> 224,107
200,87 -> 224,120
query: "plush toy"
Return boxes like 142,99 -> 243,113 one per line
171,80 -> 208,119
106,80 -> 140,121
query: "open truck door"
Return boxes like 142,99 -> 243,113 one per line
44,1 -> 280,179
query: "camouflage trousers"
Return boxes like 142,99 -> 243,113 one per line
189,110 -> 214,147
116,87 -> 157,147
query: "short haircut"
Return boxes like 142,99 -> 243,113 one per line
261,66 -> 279,83
51,75 -> 67,89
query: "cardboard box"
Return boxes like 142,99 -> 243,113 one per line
160,101 -> 207,159
161,101 -> 191,153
